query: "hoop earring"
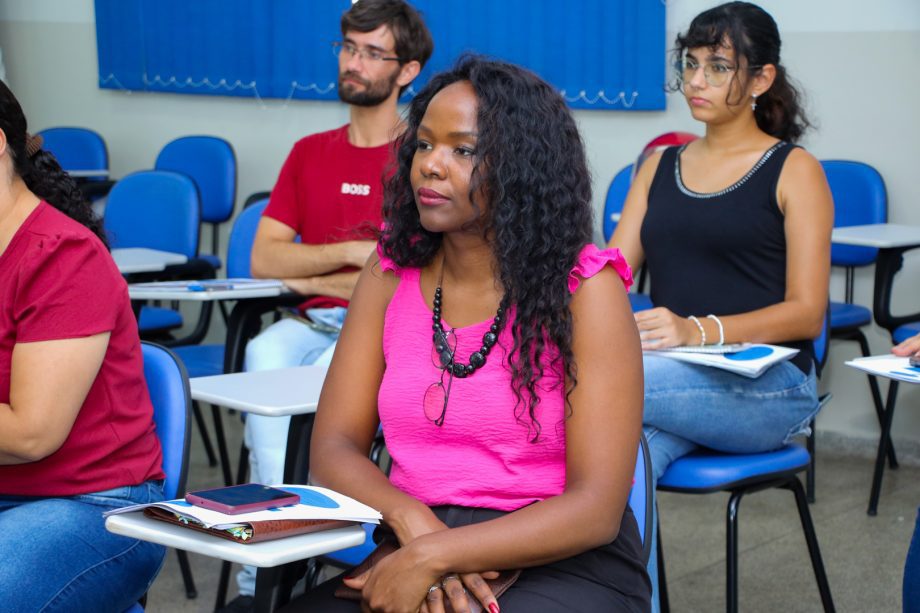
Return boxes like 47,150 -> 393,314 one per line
751,93 -> 758,111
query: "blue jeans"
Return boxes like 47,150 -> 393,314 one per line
642,356 -> 819,613
905,507 -> 920,612
237,307 -> 345,596
0,480 -> 166,612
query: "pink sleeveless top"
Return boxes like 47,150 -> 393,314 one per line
377,244 -> 632,511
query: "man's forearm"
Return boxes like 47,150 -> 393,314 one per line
283,271 -> 362,301
251,240 -> 373,279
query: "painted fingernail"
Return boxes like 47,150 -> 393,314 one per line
489,604 -> 500,613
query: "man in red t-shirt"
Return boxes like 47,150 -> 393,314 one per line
227,2 -> 433,608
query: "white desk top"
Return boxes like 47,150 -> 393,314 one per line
113,248 -> 188,274
68,169 -> 110,178
190,365 -> 328,416
105,513 -> 365,568
831,224 -> 920,249
128,283 -> 286,301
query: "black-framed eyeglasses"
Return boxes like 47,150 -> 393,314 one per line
423,327 -> 456,427
332,41 -> 401,63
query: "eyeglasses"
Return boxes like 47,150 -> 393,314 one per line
678,57 -> 740,88
332,41 -> 401,64
423,327 -> 457,427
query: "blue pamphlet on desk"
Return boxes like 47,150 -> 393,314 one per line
646,343 -> 799,378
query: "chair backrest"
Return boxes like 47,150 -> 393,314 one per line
813,305 -> 831,378
155,136 -> 237,225
603,164 -> 633,242
822,160 -> 887,268
37,126 -> 108,176
104,170 -> 201,257
634,131 -> 699,179
628,432 -> 653,563
227,199 -> 269,278
141,342 -> 191,500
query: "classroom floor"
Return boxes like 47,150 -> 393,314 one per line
145,412 -> 916,612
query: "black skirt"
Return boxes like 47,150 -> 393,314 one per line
279,504 -> 651,612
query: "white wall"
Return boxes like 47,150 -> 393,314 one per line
2,0 -> 920,458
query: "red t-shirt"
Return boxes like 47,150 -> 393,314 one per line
264,124 -> 392,309
0,201 -> 165,496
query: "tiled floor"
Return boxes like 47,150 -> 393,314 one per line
146,410 -> 916,612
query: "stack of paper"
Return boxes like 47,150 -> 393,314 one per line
646,344 -> 799,378
846,355 -> 920,385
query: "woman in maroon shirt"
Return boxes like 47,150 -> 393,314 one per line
0,81 -> 166,611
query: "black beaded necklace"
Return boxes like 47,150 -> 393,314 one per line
431,268 -> 505,378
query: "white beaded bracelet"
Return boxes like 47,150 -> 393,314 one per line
707,314 -> 725,346
687,315 -> 706,346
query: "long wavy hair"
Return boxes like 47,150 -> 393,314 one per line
379,57 -> 594,440
0,80 -> 107,245
669,1 -> 811,143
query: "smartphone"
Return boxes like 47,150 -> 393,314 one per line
185,484 -> 299,515
910,354 -> 920,368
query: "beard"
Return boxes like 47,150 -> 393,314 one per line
338,68 -> 401,107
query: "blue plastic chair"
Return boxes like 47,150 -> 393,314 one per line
140,342 -> 196,602
603,163 -> 653,312
155,136 -> 237,271
38,126 -> 114,201
37,126 -> 108,177
171,199 -> 268,378
105,170 -> 201,334
822,160 -> 895,473
655,319 -> 835,612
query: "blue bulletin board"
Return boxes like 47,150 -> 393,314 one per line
95,0 -> 666,111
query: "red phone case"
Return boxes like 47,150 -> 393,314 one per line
185,486 -> 299,515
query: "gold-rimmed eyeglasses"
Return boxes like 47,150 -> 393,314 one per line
332,41 -> 401,64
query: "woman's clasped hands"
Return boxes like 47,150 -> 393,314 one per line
343,549 -> 499,613
342,509 -> 500,613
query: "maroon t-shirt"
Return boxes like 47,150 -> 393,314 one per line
264,124 -> 391,309
0,201 -> 164,496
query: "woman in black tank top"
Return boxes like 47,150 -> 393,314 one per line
607,3 -> 834,609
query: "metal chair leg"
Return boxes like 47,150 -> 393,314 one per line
657,512 -> 670,613
215,561 -> 232,610
191,401 -> 218,467
726,491 -> 744,613
869,380 -> 899,516
176,550 -> 198,599
806,423 -> 816,503
855,331 -> 898,469
209,404 -> 233,486
786,477 -> 836,611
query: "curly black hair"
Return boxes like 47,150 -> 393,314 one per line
0,80 -> 107,246
379,56 -> 594,440
669,1 -> 811,143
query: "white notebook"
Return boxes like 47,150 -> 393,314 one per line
645,344 -> 799,378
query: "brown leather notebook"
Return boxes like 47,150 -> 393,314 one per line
334,536 -> 521,613
143,506 -> 352,544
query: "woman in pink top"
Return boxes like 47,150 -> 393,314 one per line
287,57 -> 648,613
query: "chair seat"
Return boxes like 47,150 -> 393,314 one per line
894,322 -> 920,345
629,293 -> 653,312
829,301 -> 871,330
172,344 -> 224,378
658,445 -> 811,493
138,307 -> 183,332
200,254 -> 223,270
324,523 -> 377,567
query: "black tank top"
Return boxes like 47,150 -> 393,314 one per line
639,142 -> 814,373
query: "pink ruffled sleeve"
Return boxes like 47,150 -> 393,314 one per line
376,242 -> 400,274
568,243 -> 634,293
